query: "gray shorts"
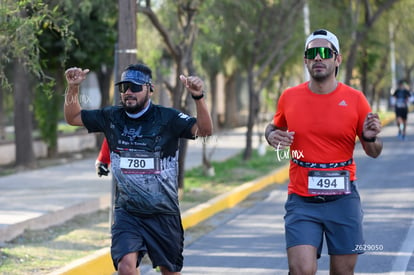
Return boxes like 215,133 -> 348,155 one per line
284,182 -> 364,258
111,208 -> 184,272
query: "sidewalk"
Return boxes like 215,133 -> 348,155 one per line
0,126 -> 265,243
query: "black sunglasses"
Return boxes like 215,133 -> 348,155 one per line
304,47 -> 337,59
118,83 -> 145,93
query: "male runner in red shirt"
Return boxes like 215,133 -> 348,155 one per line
265,29 -> 383,275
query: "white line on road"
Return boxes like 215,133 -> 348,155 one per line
390,217 -> 414,274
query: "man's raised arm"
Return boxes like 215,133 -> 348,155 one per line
64,67 -> 89,126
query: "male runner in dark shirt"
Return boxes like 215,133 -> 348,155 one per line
64,63 -> 213,275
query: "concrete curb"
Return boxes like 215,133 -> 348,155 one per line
0,195 -> 110,243
47,163 -> 290,275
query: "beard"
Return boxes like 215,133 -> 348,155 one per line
311,72 -> 330,82
121,92 -> 150,114
308,62 -> 336,82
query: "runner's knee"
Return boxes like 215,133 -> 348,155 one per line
288,246 -> 317,275
159,266 -> 180,275
117,253 -> 138,275
289,264 -> 317,275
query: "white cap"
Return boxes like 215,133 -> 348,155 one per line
305,29 -> 340,53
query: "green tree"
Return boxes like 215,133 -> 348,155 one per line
208,0 -> 306,160
61,0 -> 117,107
137,0 -> 205,188
0,0 -> 73,167
32,0 -> 117,156
390,0 -> 414,85
307,0 -> 402,107
34,81 -> 60,156
341,0 -> 400,85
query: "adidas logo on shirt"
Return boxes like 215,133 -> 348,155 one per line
338,100 -> 347,106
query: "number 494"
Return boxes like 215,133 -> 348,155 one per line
317,178 -> 337,188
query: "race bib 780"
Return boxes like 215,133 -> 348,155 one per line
119,151 -> 161,174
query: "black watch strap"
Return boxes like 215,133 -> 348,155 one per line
191,92 -> 204,100
362,135 -> 376,142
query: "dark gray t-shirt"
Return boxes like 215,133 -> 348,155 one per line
393,88 -> 411,109
81,103 -> 196,215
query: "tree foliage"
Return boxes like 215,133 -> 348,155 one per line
0,0 -> 74,90
34,81 -> 60,152
32,0 -> 117,156
200,0 -> 306,159
0,0 -> 75,167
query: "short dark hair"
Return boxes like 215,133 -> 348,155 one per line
398,79 -> 407,85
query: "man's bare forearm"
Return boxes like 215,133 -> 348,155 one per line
194,98 -> 213,137
361,137 -> 383,158
64,84 -> 83,126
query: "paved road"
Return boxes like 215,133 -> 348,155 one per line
141,113 -> 414,275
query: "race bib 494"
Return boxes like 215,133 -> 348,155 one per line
308,170 -> 351,195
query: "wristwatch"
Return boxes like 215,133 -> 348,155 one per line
362,134 -> 376,142
191,92 -> 204,100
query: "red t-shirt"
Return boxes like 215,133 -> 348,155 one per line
97,138 -> 110,164
273,82 -> 371,196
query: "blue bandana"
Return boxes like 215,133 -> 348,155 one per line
116,70 -> 151,85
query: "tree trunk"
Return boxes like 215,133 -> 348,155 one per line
224,72 -> 239,127
177,139 -> 188,190
96,65 -> 113,108
49,71 -> 66,157
361,48 -> 368,97
344,40 -> 359,85
243,69 -> 259,160
209,72 -> 219,131
0,86 -> 5,140
177,64 -> 190,190
96,66 -> 114,147
13,60 -> 35,168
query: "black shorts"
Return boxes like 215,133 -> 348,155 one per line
110,208 -> 184,272
395,107 -> 408,120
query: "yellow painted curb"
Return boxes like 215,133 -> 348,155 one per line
47,247 -> 114,275
380,114 -> 395,127
48,163 -> 290,275
181,164 -> 289,229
